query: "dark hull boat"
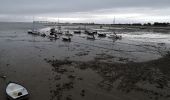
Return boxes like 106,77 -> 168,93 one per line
108,34 -> 122,40
62,36 -> 71,42
74,30 -> 81,34
98,33 -> 106,37
6,82 -> 29,100
27,30 -> 40,35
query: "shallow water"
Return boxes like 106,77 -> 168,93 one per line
0,22 -> 170,100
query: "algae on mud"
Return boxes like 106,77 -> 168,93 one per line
45,52 -> 170,100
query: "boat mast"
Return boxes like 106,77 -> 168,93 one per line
32,16 -> 35,31
113,16 -> 116,25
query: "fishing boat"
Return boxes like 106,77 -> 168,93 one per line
6,82 -> 29,100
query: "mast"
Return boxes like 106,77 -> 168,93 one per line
113,16 -> 116,24
32,16 -> 35,31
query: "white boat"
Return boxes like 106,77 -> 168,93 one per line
64,31 -> 73,36
6,82 -> 29,100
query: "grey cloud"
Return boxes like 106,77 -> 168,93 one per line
0,0 -> 170,22
0,0 -> 170,15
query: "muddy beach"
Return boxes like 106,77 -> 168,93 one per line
0,22 -> 170,100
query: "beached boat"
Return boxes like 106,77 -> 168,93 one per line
64,31 -> 73,36
55,30 -> 63,34
6,82 -> 29,100
27,30 -> 33,34
108,34 -> 122,39
87,35 -> 95,40
74,30 -> 81,34
85,30 -> 96,35
48,35 -> 58,39
62,36 -> 71,42
40,33 -> 46,37
27,30 -> 40,35
98,33 -> 106,37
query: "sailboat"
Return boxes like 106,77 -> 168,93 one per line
27,18 -> 40,35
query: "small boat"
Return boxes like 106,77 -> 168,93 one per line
108,34 -> 122,40
6,82 -> 29,100
65,31 -> 73,36
27,30 -> 33,34
41,33 -> 46,37
56,30 -> 63,35
98,33 -> 106,37
48,34 -> 58,39
92,31 -> 97,34
62,36 -> 71,42
85,30 -> 97,35
27,30 -> 40,35
74,30 -> 81,34
87,35 -> 95,40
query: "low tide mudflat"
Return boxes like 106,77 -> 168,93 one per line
0,22 -> 170,100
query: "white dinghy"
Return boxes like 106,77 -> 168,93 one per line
6,82 -> 29,100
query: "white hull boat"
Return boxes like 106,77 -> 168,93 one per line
6,82 -> 29,100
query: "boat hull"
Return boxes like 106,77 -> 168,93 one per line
6,83 -> 29,100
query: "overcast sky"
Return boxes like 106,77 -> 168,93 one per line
0,0 -> 170,23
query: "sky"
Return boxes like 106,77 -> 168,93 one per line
0,0 -> 170,24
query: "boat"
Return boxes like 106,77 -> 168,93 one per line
27,30 -> 40,35
27,30 -> 33,34
92,31 -> 97,34
40,33 -> 46,37
49,35 -> 58,39
6,82 -> 29,100
62,36 -> 71,42
85,30 -> 97,35
28,19 -> 40,36
87,35 -> 95,40
98,33 -> 106,37
108,34 -> 122,39
55,30 -> 63,34
74,30 -> 81,34
64,31 -> 73,36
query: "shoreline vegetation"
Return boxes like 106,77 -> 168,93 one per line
45,51 -> 170,100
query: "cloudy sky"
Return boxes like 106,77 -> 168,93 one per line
0,0 -> 170,23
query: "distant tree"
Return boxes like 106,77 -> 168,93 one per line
132,23 -> 142,26
143,23 -> 152,26
153,22 -> 169,27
